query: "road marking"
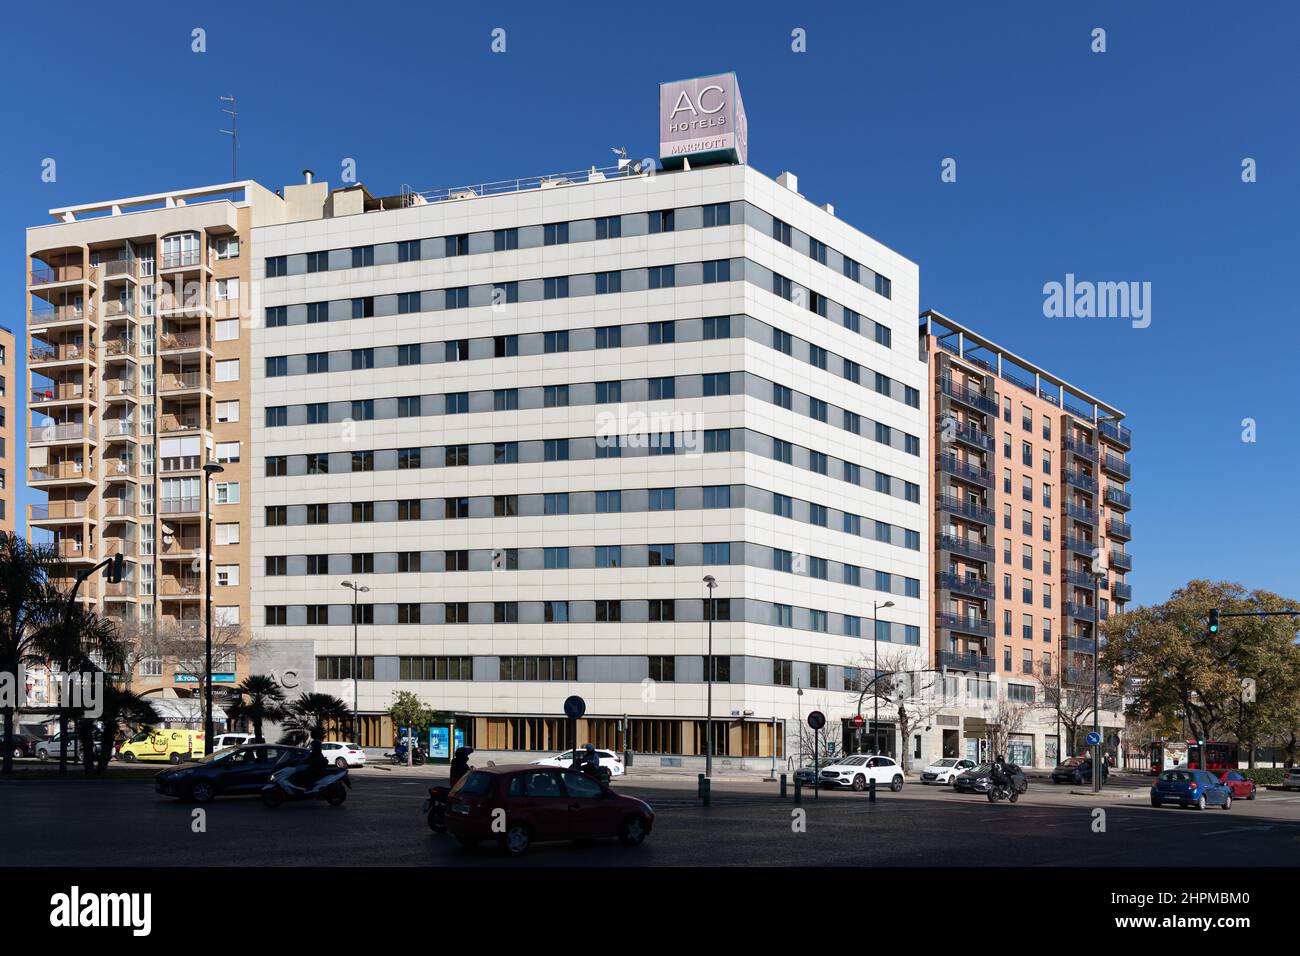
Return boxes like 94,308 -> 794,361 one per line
1203,825 -> 1274,836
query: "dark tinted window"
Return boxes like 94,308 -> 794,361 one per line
562,772 -> 603,798
456,771 -> 494,796
522,771 -> 563,797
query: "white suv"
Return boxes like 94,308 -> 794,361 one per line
211,733 -> 263,751
818,754 -> 905,792
531,749 -> 625,777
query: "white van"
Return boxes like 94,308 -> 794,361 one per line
211,733 -> 264,751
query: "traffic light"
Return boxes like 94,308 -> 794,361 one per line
106,552 -> 125,584
1208,609 -> 1220,635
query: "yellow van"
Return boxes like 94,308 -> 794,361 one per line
118,729 -> 206,764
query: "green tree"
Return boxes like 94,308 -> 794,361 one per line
1102,579 -> 1300,766
227,674 -> 288,740
0,533 -> 66,775
82,683 -> 160,775
279,693 -> 351,745
389,690 -> 433,742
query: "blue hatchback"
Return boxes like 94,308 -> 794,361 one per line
1151,768 -> 1233,810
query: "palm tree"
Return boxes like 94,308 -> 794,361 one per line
82,684 -> 160,775
0,533 -> 66,775
27,606 -> 124,775
227,674 -> 288,740
279,693 -> 351,745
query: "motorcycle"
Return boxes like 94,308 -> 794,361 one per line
986,776 -> 1020,803
422,785 -> 450,833
261,761 -> 351,808
389,743 -> 426,766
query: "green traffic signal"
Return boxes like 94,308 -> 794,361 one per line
1208,609 -> 1220,634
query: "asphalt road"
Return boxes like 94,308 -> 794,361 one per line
5,770 -> 1299,867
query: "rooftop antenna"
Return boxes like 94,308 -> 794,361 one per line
611,146 -> 630,171
219,95 -> 238,181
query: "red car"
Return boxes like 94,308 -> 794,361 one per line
1218,771 -> 1257,800
445,765 -> 654,855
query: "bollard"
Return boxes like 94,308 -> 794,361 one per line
698,772 -> 712,807
869,777 -> 876,803
793,777 -> 802,804
780,773 -> 788,798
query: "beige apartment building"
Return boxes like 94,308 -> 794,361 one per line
921,311 -> 1131,767
23,182 -> 322,716
1,325 -> 13,532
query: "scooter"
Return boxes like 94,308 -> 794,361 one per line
261,763 -> 351,808
388,743 -> 426,766
986,779 -> 1020,803
422,785 -> 450,832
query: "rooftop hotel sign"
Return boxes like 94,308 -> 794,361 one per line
659,73 -> 747,167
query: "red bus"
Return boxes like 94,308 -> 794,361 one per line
1186,740 -> 1239,771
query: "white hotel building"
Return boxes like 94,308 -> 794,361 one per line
250,149 -> 931,765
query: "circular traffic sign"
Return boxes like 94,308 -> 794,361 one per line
807,710 -> 826,731
563,695 -> 587,719
1086,731 -> 1102,746
852,714 -> 865,727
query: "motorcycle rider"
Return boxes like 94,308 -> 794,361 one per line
296,732 -> 330,790
449,746 -> 474,789
989,753 -> 1012,796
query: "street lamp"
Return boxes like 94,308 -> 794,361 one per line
871,600 -> 895,756
702,574 -> 717,779
1091,568 -> 1105,793
202,462 -> 224,756
341,581 -> 370,746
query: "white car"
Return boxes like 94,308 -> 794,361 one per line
531,749 -> 625,777
321,741 -> 366,768
1283,767 -> 1300,791
920,757 -> 977,785
818,754 -> 905,792
211,733 -> 264,751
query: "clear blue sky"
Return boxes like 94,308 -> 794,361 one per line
3,1 -> 1295,606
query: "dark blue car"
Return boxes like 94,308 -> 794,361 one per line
1150,768 -> 1233,810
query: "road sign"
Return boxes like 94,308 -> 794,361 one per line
826,741 -> 834,754
1086,731 -> 1102,746
807,710 -> 826,731
563,695 -> 586,719
1107,734 -> 1120,748
851,714 -> 865,727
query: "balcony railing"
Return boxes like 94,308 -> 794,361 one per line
102,300 -> 137,320
160,537 -> 203,556
1107,518 -> 1132,540
1064,536 -> 1097,556
159,414 -> 200,433
159,577 -> 202,596
29,500 -> 97,521
30,383 -> 92,403
160,250 -> 202,269
158,331 -> 211,351
1099,419 -> 1131,448
1068,637 -> 1096,655
938,376 -> 998,415
104,338 -> 136,357
1063,502 -> 1098,525
1104,487 -> 1132,511
101,258 -> 140,280
938,650 -> 995,673
1064,469 -> 1098,493
1063,438 -> 1098,462
1111,582 -> 1133,601
1110,550 -> 1133,571
160,371 -> 203,391
946,421 -> 995,452
105,379 -> 137,397
29,462 -> 92,482
936,494 -> 994,525
31,304 -> 95,326
1102,454 -> 1131,479
103,420 -> 137,438
160,497 -> 201,515
937,572 -> 994,600
938,533 -> 994,561
1062,569 -> 1098,589
30,263 -> 92,285
938,454 -> 995,488
1064,601 -> 1097,622
31,422 -> 96,442
937,613 -> 994,637
102,498 -> 137,518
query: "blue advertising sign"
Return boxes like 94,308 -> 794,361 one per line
429,726 -> 450,759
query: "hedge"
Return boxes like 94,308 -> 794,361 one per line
1239,768 -> 1289,786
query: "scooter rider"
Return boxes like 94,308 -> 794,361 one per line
449,746 -> 474,789
297,732 -> 330,789
989,753 -> 1011,795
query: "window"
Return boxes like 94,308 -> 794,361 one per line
265,255 -> 286,277
595,326 -> 621,349
703,485 -> 730,509
397,240 -> 421,262
648,265 -> 675,289
306,352 -> 330,374
351,245 -> 374,268
543,330 -> 569,353
702,259 -> 730,283
648,488 -> 675,511
215,441 -> 240,463
595,216 -> 621,239
648,544 -> 675,567
702,316 -> 730,340
445,287 -> 469,310
445,234 -> 468,257
214,482 -> 239,504
494,389 -> 518,411
649,209 -> 675,233
543,222 -> 569,245
492,282 -> 518,304
595,270 -> 621,294
649,377 -> 675,401
352,296 -> 375,319
494,228 -> 518,251
648,320 -> 675,345
772,218 -> 792,245
265,406 -> 287,428
773,660 -> 793,686
595,490 -> 621,513
398,291 -> 421,314
215,359 -> 239,382
307,301 -> 329,324
649,599 -> 675,622
215,319 -> 239,341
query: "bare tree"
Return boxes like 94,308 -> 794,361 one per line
118,619 -> 246,729
846,648 -> 947,772
986,696 -> 1030,763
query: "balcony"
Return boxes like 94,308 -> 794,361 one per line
938,650 -> 995,674
30,382 -> 93,405
1067,637 -> 1096,655
1063,502 -> 1098,525
102,498 -> 138,520
1107,518 -> 1132,541
936,494 -> 995,526
938,376 -> 998,415
104,379 -> 138,400
937,612 -> 994,637
102,420 -> 139,440
159,576 -> 202,596
104,458 -> 139,480
1064,469 -> 1098,494
1111,581 -> 1133,602
29,500 -> 95,523
160,496 -> 201,516
946,420 -> 995,453
31,304 -> 96,327
158,331 -> 212,353
1062,569 -> 1098,589
103,338 -> 137,359
1063,438 -> 1097,462
937,572 -> 994,600
101,300 -> 137,322
159,370 -> 204,393
29,462 -> 93,483
1064,536 -> 1097,557
938,454 -> 995,489
1104,487 -> 1132,511
1110,550 -> 1133,571
160,536 -> 203,557
30,261 -> 95,286
1064,602 -> 1097,622
1102,454 -> 1131,479
159,250 -> 203,271
159,413 -> 201,434
101,258 -> 141,282
30,422 -> 96,444
938,533 -> 994,561
1099,419 -> 1131,449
